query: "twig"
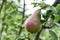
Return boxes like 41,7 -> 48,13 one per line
15,0 -> 25,40
0,0 -> 6,11
18,0 -> 25,35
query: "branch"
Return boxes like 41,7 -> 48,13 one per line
34,27 -> 43,40
15,0 -> 25,40
18,0 -> 25,35
34,0 -> 60,40
52,0 -> 60,7
0,0 -> 6,11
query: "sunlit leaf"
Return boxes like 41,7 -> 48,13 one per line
56,4 -> 60,10
54,15 -> 60,22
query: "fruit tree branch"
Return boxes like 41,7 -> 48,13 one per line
18,0 -> 25,35
15,0 -> 25,40
52,0 -> 60,7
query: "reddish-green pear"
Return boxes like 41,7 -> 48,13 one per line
24,9 -> 40,33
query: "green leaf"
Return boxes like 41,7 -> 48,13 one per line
49,30 -> 58,40
18,0 -> 21,3
54,15 -> 60,22
50,6 -> 57,14
57,10 -> 60,15
56,4 -> 60,10
32,2 -> 40,7
40,20 -> 45,24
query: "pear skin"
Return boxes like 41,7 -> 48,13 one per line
24,9 -> 40,33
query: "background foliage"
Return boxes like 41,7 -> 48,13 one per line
0,0 -> 60,40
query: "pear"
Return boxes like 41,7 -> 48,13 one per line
24,9 -> 40,33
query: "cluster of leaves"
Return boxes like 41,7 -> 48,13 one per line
32,1 -> 60,40
0,0 -> 22,40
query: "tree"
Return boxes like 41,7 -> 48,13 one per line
0,0 -> 60,40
